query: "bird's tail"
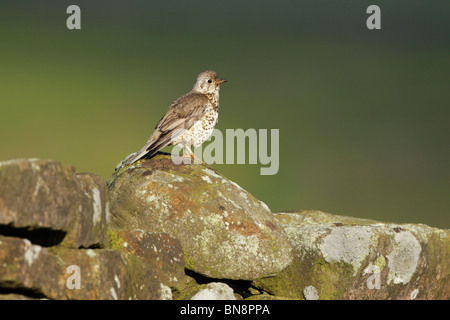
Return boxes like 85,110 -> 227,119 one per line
123,125 -> 190,166
123,147 -> 149,166
123,135 -> 158,166
123,131 -> 176,166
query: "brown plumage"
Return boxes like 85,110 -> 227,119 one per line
124,70 -> 227,166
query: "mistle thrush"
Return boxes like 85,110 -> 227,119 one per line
124,70 -> 227,166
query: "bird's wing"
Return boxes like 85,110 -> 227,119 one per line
127,92 -> 210,165
147,92 -> 209,148
156,92 -> 210,134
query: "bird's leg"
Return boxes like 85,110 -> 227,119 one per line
180,145 -> 192,164
192,152 -> 205,165
183,145 -> 204,164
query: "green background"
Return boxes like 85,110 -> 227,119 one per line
1,1 -> 449,228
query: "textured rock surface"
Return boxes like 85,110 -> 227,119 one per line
253,210 -> 450,300
0,235 -> 156,299
0,159 -> 109,248
107,154 -> 293,280
0,159 -> 187,300
1,157 -> 448,300
107,229 -> 187,292
191,282 -> 236,300
0,231 -> 184,300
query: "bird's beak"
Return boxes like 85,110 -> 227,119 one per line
217,78 -> 228,84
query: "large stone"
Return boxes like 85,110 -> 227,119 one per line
107,154 -> 293,280
0,159 -> 109,248
191,282 -> 236,300
107,229 -> 187,292
0,158 -> 189,300
0,232 -> 182,300
253,210 -> 450,300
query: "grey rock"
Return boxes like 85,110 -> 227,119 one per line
253,210 -> 450,299
107,154 -> 293,280
191,282 -> 236,300
0,234 -> 172,299
0,159 -> 109,248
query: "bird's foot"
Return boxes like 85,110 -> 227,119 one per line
191,153 -> 205,164
180,153 -> 204,164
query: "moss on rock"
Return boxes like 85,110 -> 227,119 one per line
107,154 -> 293,280
252,211 -> 450,299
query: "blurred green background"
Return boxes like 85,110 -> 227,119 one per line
1,1 -> 449,228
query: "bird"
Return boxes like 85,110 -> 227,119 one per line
124,70 -> 227,166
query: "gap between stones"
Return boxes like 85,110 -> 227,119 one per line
0,224 -> 66,247
0,281 -> 49,299
184,268 -> 270,299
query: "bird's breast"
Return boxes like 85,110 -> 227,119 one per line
187,106 -> 219,148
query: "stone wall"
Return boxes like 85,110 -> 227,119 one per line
0,156 -> 448,299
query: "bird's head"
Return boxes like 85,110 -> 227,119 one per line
192,70 -> 228,95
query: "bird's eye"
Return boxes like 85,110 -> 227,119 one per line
207,79 -> 212,83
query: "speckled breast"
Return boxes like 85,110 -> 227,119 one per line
174,106 -> 219,148
189,106 -> 219,148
